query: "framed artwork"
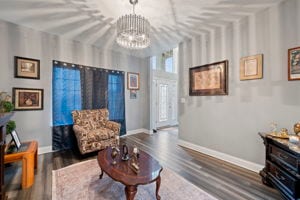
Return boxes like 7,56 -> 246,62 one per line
240,54 -> 263,80
130,90 -> 137,99
15,56 -> 40,79
11,130 -> 21,150
288,46 -> 300,81
189,60 -> 228,96
127,72 -> 140,90
12,88 -> 44,111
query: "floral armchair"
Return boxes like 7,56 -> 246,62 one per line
72,109 -> 120,154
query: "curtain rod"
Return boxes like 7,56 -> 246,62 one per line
53,60 -> 125,74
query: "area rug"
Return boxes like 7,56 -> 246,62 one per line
52,159 -> 217,200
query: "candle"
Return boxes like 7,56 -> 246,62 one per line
116,136 -> 120,145
133,147 -> 138,154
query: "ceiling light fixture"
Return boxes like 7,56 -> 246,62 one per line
116,0 -> 150,49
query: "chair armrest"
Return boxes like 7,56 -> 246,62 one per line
73,125 -> 89,141
104,121 -> 121,135
73,125 -> 92,154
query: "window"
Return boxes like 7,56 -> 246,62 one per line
150,49 -> 175,73
150,56 -> 157,70
52,66 -> 81,126
108,73 -> 125,121
52,61 -> 127,151
158,84 -> 168,122
165,57 -> 173,73
108,73 -> 126,134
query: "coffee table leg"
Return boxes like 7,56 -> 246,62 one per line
156,175 -> 161,200
99,170 -> 103,179
125,185 -> 137,200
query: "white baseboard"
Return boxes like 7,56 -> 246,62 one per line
178,139 -> 264,173
38,146 -> 53,155
125,129 -> 151,136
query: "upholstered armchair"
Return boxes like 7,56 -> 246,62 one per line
72,109 -> 120,154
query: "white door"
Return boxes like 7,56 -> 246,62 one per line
155,79 -> 178,128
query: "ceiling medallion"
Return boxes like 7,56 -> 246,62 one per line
116,0 -> 150,49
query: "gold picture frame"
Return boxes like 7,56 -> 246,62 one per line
12,88 -> 44,111
15,56 -> 40,79
127,72 -> 140,90
288,46 -> 300,81
189,60 -> 228,96
240,54 -> 263,80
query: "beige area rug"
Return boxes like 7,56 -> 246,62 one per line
52,159 -> 217,200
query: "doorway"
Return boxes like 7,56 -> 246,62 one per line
150,48 -> 178,132
153,79 -> 178,129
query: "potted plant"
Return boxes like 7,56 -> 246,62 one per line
2,101 -> 14,112
0,92 -> 14,113
6,120 -> 16,135
3,120 -> 16,153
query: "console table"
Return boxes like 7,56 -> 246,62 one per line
259,132 -> 300,200
0,112 -> 13,200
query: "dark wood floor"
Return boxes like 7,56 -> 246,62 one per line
4,128 -> 282,200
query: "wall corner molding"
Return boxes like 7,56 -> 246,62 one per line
177,139 -> 264,173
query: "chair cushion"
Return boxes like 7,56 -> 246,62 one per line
86,127 -> 115,143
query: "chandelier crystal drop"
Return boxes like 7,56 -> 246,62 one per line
116,0 -> 150,49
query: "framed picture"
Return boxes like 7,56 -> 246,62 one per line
11,130 -> 21,150
189,60 -> 228,96
240,54 -> 263,80
15,56 -> 40,79
130,90 -> 137,99
12,88 -> 44,111
127,72 -> 140,90
288,46 -> 300,81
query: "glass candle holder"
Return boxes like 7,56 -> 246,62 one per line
116,136 -> 120,146
111,147 -> 119,165
270,122 -> 277,133
133,145 -> 139,159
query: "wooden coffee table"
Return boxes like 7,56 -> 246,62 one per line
97,147 -> 163,200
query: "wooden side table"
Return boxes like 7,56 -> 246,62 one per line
4,141 -> 38,189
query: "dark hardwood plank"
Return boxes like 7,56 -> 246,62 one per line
4,128 -> 282,200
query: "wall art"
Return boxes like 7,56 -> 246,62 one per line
240,54 -> 263,80
12,88 -> 43,111
189,60 -> 228,96
288,46 -> 300,81
15,56 -> 40,79
127,72 -> 140,90
10,130 -> 21,149
130,90 -> 137,99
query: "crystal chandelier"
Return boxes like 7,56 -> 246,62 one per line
116,0 -> 150,49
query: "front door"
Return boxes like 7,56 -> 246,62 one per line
155,79 -> 177,128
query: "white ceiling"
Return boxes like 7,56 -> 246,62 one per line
0,0 -> 284,57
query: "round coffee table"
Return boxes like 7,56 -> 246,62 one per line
97,146 -> 163,200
